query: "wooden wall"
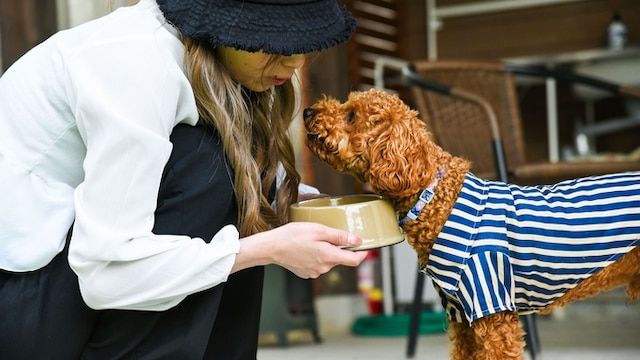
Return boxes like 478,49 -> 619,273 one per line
344,0 -> 640,87
0,0 -> 57,73
430,0 -> 640,59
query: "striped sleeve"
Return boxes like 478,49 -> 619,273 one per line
457,251 -> 516,322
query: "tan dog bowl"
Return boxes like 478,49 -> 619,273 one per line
289,195 -> 405,251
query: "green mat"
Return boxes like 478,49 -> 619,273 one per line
352,311 -> 448,337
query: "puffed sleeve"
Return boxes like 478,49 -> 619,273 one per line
65,32 -> 240,310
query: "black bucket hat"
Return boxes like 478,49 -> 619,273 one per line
156,0 -> 357,55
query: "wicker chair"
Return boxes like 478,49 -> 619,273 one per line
408,60 -> 640,185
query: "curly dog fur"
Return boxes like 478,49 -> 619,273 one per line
303,88 -> 640,360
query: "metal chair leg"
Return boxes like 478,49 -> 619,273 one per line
406,267 -> 425,358
523,314 -> 541,360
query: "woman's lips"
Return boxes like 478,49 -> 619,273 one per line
272,77 -> 290,86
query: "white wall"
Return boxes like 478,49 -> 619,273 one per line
56,0 -> 135,29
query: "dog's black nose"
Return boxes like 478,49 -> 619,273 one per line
303,108 -> 314,120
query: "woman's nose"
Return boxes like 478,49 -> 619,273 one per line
281,54 -> 306,69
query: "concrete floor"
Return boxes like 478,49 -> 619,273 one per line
258,290 -> 640,360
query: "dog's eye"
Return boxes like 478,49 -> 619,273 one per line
345,111 -> 355,125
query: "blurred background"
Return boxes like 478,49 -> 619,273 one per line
2,1 -> 638,358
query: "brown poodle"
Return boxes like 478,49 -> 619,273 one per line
303,88 -> 640,360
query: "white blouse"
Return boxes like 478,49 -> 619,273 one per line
0,0 -> 241,310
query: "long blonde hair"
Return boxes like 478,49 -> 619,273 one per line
108,0 -> 301,236
183,38 -> 300,237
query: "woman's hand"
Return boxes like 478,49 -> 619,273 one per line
232,222 -> 368,278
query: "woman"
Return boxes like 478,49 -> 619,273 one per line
0,0 -> 367,358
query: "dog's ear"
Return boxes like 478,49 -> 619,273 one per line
365,109 -> 435,196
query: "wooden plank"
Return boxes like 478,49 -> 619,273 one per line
0,0 -> 57,71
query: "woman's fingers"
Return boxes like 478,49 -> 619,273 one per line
273,222 -> 368,278
286,221 -> 362,247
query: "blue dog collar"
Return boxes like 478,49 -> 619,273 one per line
399,168 -> 445,226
